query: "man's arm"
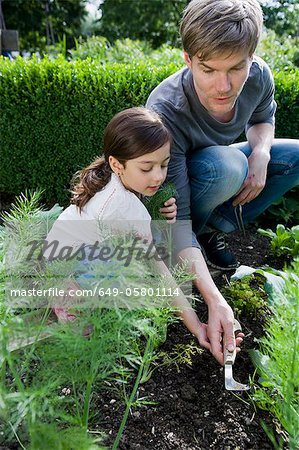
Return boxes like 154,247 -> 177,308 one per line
233,122 -> 274,206
145,106 -> 241,364
178,246 -> 244,365
233,59 -> 276,206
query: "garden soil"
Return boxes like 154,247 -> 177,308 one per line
96,226 -> 285,450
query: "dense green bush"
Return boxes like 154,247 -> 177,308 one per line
69,33 -> 297,71
70,33 -> 298,71
274,69 -> 299,138
0,56 -> 179,205
69,37 -> 184,66
0,53 -> 298,206
256,30 -> 298,71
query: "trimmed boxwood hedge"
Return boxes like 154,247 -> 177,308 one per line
274,70 -> 299,138
0,56 -> 298,205
0,56 -> 179,205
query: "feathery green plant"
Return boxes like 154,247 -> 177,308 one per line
250,260 -> 299,449
0,190 -> 189,449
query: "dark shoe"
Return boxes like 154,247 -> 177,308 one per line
197,232 -> 239,271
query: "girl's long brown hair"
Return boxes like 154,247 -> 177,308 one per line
71,107 -> 171,211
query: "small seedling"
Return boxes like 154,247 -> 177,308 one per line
222,275 -> 268,316
258,224 -> 299,259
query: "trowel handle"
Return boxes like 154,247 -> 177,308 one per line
224,319 -> 242,365
233,319 -> 242,334
224,347 -> 236,365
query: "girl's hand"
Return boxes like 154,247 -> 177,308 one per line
159,197 -> 177,223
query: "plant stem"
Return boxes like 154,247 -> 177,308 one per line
112,339 -> 152,450
0,359 -> 7,385
82,377 -> 94,430
6,356 -> 24,392
8,421 -> 27,450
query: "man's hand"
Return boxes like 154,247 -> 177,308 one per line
159,197 -> 177,223
233,151 -> 270,206
207,298 -> 244,365
177,247 -> 244,365
195,322 -> 211,351
233,122 -> 274,206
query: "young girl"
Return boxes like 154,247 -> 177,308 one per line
45,107 -> 209,346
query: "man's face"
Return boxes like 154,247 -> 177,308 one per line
184,50 -> 252,121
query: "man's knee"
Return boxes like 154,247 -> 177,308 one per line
269,139 -> 299,177
220,147 -> 248,186
189,146 -> 248,192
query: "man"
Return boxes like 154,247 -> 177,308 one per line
147,0 -> 299,364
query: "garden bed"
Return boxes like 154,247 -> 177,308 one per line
95,227 -> 283,449
0,218 -> 288,450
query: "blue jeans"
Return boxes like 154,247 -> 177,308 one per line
187,139 -> 299,234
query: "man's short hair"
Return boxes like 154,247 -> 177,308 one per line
180,0 -> 263,60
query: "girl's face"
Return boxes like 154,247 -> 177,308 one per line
111,141 -> 170,196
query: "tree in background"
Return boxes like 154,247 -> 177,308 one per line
2,0 -> 87,52
2,0 -> 298,55
261,0 -> 299,37
98,0 -> 298,49
99,0 -> 187,49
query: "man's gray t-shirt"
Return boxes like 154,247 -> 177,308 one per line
146,56 -> 276,253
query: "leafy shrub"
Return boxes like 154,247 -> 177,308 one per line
258,224 -> 299,259
256,30 -> 298,72
70,37 -> 184,66
0,55 -> 179,205
70,37 -> 149,62
274,69 -> 299,139
69,31 -> 298,71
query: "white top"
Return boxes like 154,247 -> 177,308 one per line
44,174 -> 152,259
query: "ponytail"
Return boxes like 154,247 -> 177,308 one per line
71,157 -> 112,211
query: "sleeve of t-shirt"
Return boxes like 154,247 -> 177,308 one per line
147,103 -> 200,254
246,60 -> 277,130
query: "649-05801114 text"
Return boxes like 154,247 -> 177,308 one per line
96,287 -> 180,297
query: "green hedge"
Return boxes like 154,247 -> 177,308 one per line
0,56 -> 298,206
0,56 -> 179,205
274,70 -> 299,138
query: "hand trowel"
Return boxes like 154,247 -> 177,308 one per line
224,319 -> 250,391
